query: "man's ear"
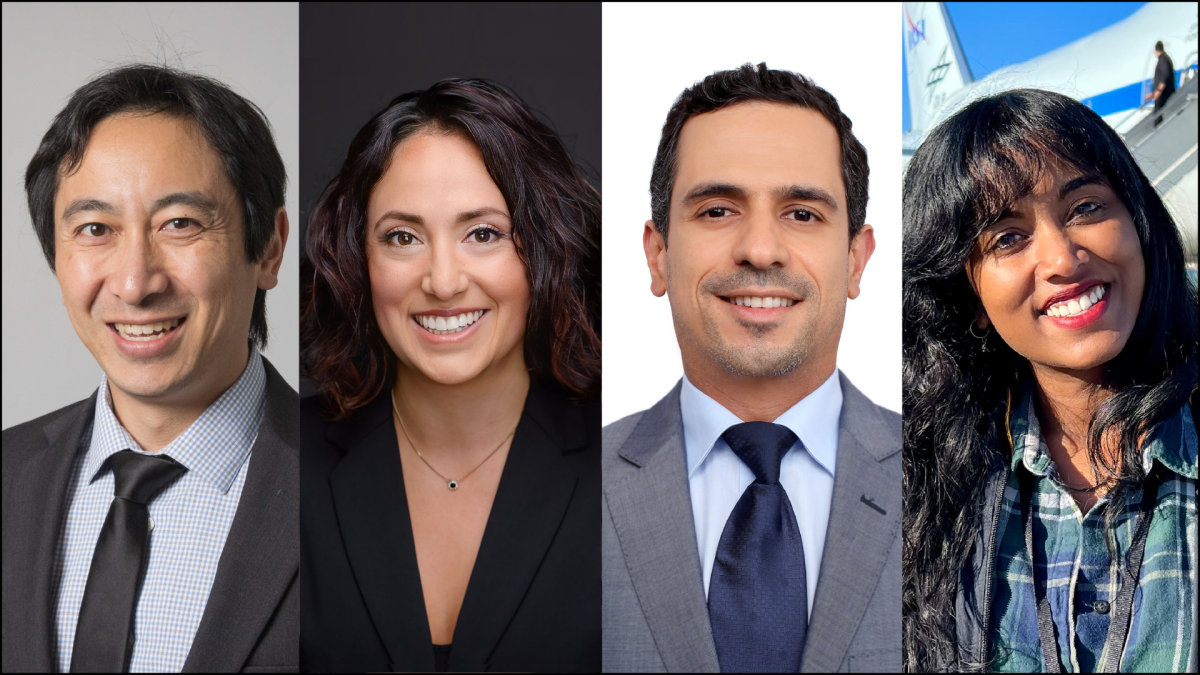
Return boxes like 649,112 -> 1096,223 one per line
257,208 -> 289,291
846,224 -> 875,300
644,220 -> 668,297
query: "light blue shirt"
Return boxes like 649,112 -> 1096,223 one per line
54,346 -> 265,673
681,370 -> 842,619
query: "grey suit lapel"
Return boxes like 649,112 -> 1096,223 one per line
800,374 -> 901,672
1,394 -> 96,673
184,359 -> 299,672
605,382 -> 720,672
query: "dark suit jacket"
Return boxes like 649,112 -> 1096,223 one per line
2,357 -> 299,673
300,381 -> 601,672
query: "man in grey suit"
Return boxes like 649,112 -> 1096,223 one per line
2,65 -> 297,672
603,63 -> 900,672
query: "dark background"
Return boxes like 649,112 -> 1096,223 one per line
299,1 -> 601,395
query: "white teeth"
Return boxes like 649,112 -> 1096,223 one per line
115,318 -> 181,341
415,310 -> 484,335
728,296 -> 795,308
1046,285 -> 1106,318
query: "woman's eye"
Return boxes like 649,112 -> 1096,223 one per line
994,232 -> 1024,250
80,223 -> 110,237
388,230 -> 417,246
469,227 -> 502,243
1074,201 -> 1103,217
788,209 -> 816,222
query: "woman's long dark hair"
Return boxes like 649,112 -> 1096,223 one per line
902,89 -> 1197,671
301,79 -> 601,419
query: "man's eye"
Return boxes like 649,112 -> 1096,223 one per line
788,209 -> 816,222
703,207 -> 731,218
164,218 -> 197,230
79,223 -> 110,237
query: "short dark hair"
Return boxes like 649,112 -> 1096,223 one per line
24,64 -> 287,348
301,78 -> 601,419
649,62 -> 869,243
1155,40 -> 1164,52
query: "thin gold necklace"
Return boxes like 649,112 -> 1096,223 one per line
391,387 -> 516,491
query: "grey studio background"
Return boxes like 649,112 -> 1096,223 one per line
1,2 -> 300,428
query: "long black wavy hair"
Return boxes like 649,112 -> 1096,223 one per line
902,89 -> 1197,671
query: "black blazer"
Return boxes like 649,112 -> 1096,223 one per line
2,358 -> 299,673
299,381 -> 601,672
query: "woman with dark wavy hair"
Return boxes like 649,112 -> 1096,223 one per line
298,79 -> 600,672
902,89 -> 1196,673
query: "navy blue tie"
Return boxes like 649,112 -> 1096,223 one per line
709,422 -> 807,673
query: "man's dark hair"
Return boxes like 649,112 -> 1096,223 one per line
24,64 -> 287,348
649,62 -> 868,243
1155,40 -> 1164,52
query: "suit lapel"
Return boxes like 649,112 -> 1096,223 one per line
800,375 -> 901,672
450,384 -> 580,670
605,383 -> 721,672
183,360 -> 300,672
1,394 -> 96,672
326,392 -> 433,671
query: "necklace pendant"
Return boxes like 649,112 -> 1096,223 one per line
448,479 -> 459,490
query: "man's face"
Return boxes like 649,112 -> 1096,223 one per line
644,101 -> 873,382
54,112 -> 274,405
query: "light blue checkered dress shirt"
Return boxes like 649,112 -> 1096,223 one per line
53,346 -> 266,673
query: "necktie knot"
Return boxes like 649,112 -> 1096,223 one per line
108,450 -> 187,504
721,422 -> 798,485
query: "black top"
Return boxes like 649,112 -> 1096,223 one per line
299,381 -> 601,672
1155,52 -> 1176,98
432,644 -> 450,673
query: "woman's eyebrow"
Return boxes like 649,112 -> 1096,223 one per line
456,206 -> 509,224
1059,174 -> 1106,200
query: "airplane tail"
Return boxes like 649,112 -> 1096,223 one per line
904,2 -> 973,131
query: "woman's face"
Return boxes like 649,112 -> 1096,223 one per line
968,161 -> 1145,374
366,130 -> 530,385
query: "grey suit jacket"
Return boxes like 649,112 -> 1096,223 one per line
1,357 -> 299,673
602,371 -> 901,673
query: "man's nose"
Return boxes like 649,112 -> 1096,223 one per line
109,228 -> 170,305
731,208 -> 788,269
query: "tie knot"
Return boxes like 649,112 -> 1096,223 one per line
108,450 -> 187,504
720,422 -> 798,484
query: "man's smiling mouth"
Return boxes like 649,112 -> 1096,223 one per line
110,317 -> 185,341
720,295 -> 797,308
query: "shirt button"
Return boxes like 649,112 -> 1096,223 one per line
1093,600 -> 1111,614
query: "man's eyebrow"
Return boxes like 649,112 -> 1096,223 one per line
149,191 -> 220,217
774,184 -> 840,212
680,182 -> 748,206
456,206 -> 510,224
61,198 -> 118,221
1059,174 -> 1107,200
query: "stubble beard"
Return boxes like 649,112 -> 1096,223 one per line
667,262 -> 821,378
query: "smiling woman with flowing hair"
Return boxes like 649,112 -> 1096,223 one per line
298,78 -> 601,673
902,89 -> 1196,673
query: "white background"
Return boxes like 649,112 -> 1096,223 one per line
2,3 -> 299,428
601,2 -> 902,426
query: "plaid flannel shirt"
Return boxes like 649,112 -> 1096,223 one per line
989,387 -> 1197,673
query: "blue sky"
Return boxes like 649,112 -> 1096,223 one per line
902,2 -> 1148,131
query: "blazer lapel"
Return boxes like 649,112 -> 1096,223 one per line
800,375 -> 901,673
1,394 -> 96,673
183,360 -> 300,672
450,383 -> 580,670
327,392 -> 433,672
605,383 -> 721,672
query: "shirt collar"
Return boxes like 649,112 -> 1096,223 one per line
1007,381 -> 1197,480
84,344 -> 266,493
680,370 -> 842,478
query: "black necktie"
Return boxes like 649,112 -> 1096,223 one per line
708,422 -> 808,673
71,450 -> 187,673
